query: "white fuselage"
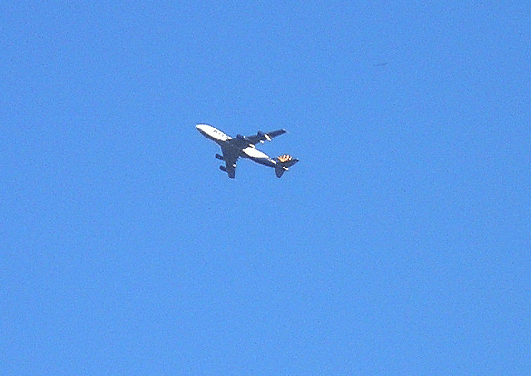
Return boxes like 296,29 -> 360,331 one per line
196,123 -> 230,143
196,124 -> 274,166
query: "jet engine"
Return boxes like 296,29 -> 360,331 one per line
257,131 -> 271,141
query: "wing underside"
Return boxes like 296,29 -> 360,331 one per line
245,129 -> 286,145
220,146 -> 239,179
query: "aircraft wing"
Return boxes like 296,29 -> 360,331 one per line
220,145 -> 239,179
245,129 -> 286,145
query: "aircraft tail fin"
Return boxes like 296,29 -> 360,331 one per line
274,154 -> 299,178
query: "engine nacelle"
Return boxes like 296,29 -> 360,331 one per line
258,130 -> 271,141
215,153 -> 224,161
219,165 -> 227,172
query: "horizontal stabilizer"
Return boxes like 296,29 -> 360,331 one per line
274,154 -> 299,178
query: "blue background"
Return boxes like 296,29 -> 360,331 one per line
2,1 -> 530,375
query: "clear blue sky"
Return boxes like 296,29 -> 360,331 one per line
2,1 -> 530,375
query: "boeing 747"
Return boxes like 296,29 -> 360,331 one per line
196,124 -> 299,179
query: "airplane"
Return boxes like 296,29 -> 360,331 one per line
196,123 -> 299,179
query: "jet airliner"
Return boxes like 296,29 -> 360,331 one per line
196,124 -> 299,179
